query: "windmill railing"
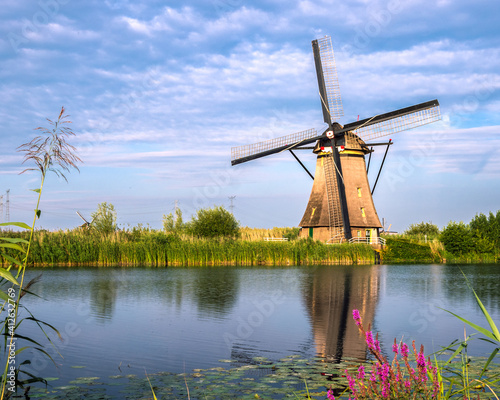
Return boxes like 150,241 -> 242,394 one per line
348,237 -> 386,246
263,237 -> 289,242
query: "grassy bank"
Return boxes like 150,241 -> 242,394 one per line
381,235 -> 500,264
0,229 -> 375,266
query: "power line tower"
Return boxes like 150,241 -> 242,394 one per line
228,196 -> 236,215
0,195 -> 3,224
5,189 -> 10,223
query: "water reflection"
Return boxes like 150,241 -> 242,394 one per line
441,265 -> 500,314
191,268 -> 239,318
89,278 -> 118,322
302,265 -> 380,362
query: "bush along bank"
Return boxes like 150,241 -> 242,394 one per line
381,237 -> 443,264
0,230 -> 376,267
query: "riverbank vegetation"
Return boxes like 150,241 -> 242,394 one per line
0,228 -> 375,266
2,210 -> 500,267
381,212 -> 500,264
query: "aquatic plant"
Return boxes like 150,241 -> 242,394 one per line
326,309 -> 440,400
435,271 -> 500,399
326,301 -> 500,400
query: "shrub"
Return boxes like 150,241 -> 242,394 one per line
188,206 -> 240,239
91,202 -> 117,235
440,221 -> 474,255
404,221 -> 440,238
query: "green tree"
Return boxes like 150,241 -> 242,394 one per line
189,206 -> 240,239
469,211 -> 500,250
440,221 -> 474,255
162,213 -> 174,233
163,207 -> 185,234
404,221 -> 440,237
91,202 -> 117,235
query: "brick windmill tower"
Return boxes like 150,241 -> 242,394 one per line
231,36 -> 441,243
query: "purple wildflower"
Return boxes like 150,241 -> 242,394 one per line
392,342 -> 398,355
346,371 -> 357,394
327,389 -> 336,400
382,363 -> 390,381
381,383 -> 390,398
400,342 -> 409,358
352,309 -> 361,326
357,364 -> 365,380
417,351 -> 426,368
365,331 -> 375,350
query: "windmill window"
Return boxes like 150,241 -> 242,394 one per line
357,230 -> 361,237
357,188 -> 362,197
361,207 -> 366,217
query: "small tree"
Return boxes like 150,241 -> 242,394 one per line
163,207 -> 185,235
404,221 -> 440,237
91,202 -> 117,235
189,206 -> 239,239
162,213 -> 174,233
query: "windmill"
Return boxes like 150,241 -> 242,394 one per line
231,36 -> 441,244
76,211 -> 94,230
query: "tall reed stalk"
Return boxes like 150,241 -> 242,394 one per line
0,107 -> 81,398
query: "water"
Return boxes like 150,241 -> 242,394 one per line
12,264 -> 500,395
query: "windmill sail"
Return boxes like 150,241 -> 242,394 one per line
312,36 -> 343,124
347,99 -> 441,142
231,128 -> 319,166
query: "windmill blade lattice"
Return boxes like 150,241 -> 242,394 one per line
231,128 -> 318,165
348,100 -> 441,142
315,36 -> 343,123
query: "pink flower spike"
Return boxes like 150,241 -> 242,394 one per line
400,342 -> 409,358
352,309 -> 361,326
357,364 -> 365,380
327,389 -> 336,400
392,342 -> 398,354
365,331 -> 375,349
417,351 -> 426,368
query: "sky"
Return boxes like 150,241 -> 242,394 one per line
0,0 -> 499,232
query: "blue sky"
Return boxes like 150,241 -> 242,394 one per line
1,0 -> 499,232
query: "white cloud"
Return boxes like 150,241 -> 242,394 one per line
119,6 -> 199,36
404,125 -> 500,175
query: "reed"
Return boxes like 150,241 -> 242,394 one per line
0,230 -> 376,267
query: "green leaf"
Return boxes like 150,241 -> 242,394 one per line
443,309 -> 498,341
0,290 -> 10,302
0,237 -> 29,245
0,267 -> 20,286
0,242 -> 25,252
0,222 -> 32,230
0,252 -> 24,268
35,209 -> 41,219
479,347 -> 499,379
461,270 -> 500,342
30,188 -> 41,193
